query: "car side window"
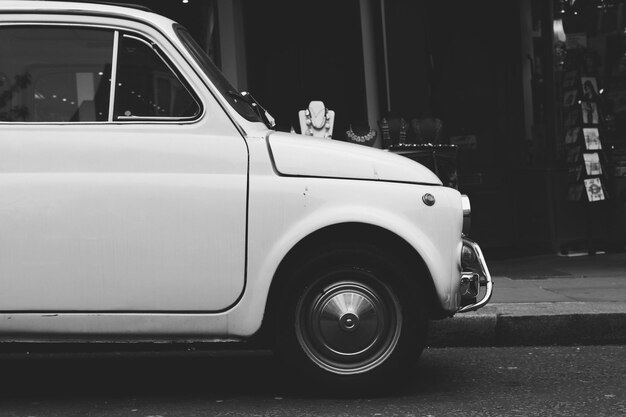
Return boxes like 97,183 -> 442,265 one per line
114,34 -> 200,120
0,26 -> 113,122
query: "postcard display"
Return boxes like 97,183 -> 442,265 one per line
563,73 -> 608,204
561,57 -> 611,253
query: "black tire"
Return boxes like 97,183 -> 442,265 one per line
274,242 -> 428,391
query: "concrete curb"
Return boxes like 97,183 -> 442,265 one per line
427,302 -> 626,347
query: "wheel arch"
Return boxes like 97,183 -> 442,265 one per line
258,222 -> 446,343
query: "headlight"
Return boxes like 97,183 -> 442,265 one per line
461,194 -> 471,235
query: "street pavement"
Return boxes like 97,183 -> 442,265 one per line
1,346 -> 624,415
429,250 -> 626,347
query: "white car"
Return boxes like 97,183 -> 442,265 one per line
0,1 -> 492,387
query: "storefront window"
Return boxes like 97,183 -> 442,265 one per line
553,0 -> 623,203
550,0 -> 626,251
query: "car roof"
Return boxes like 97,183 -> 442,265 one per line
0,1 -> 175,28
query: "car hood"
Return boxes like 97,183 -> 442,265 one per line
266,132 -> 442,185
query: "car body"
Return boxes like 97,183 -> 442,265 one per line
0,1 -> 491,386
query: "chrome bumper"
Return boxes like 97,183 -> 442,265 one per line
457,237 -> 493,313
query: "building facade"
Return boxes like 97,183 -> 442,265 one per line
116,0 -> 626,257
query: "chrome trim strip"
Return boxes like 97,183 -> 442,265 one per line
457,237 -> 493,313
108,30 -> 119,122
116,115 -> 197,121
122,33 -> 151,47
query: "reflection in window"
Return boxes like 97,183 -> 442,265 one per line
0,27 -> 113,122
114,35 -> 200,119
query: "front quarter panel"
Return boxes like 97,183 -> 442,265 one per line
226,136 -> 463,336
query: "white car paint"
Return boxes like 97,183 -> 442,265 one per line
0,124 -> 248,312
241,135 -> 465,334
267,131 -> 442,184
0,1 -> 485,342
0,132 -> 464,340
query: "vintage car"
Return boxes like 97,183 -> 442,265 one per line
0,1 -> 492,387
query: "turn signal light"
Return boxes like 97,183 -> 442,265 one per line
461,244 -> 477,267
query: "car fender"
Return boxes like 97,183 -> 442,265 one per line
226,183 -> 461,336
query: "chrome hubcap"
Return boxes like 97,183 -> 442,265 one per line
339,312 -> 359,332
295,275 -> 402,375
318,291 -> 378,353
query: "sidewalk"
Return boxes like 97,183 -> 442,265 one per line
428,251 -> 626,347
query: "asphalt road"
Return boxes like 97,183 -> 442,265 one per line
0,345 -> 624,416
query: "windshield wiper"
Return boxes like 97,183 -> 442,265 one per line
227,90 -> 276,128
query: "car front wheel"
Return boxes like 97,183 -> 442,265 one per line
275,243 -> 428,389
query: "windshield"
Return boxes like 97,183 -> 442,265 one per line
175,25 -> 263,123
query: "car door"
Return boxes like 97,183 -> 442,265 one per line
0,24 -> 248,312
